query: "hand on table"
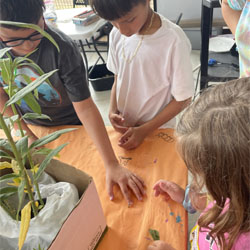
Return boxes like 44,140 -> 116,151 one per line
106,163 -> 146,206
118,126 -> 147,150
147,241 -> 176,250
109,112 -> 128,134
153,180 -> 185,204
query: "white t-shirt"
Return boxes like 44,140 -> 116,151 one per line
107,14 -> 194,128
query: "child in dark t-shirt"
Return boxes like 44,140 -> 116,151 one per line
0,0 -> 145,206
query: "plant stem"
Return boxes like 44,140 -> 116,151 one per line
10,104 -> 25,137
10,104 -> 44,207
0,113 -> 38,216
27,154 -> 44,207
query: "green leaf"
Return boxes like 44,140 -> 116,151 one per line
6,69 -> 58,106
13,49 -> 38,68
0,58 -> 12,85
16,178 -> 25,220
30,128 -> 77,149
0,21 -> 59,52
3,114 -> 19,129
22,93 -> 41,114
17,60 -> 54,93
22,113 -> 51,121
17,73 -> 39,100
32,147 -> 56,156
149,229 -> 160,241
3,85 -> 21,105
0,192 -> 17,201
0,47 -> 12,59
16,136 -> 28,158
0,173 -> 19,183
0,139 -> 12,152
0,186 -> 18,197
0,149 -> 12,159
35,143 -> 68,180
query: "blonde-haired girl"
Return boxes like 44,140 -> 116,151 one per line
148,78 -> 250,250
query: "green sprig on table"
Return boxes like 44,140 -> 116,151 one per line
149,229 -> 160,241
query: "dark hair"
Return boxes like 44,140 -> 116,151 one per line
176,77 -> 250,250
90,0 -> 147,20
0,0 -> 45,29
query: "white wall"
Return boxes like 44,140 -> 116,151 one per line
156,0 -> 223,22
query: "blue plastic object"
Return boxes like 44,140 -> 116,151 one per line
208,58 -> 217,66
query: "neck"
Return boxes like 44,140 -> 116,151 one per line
138,8 -> 154,35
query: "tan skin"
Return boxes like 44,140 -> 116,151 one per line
0,17 -> 146,206
147,179 -> 207,250
108,1 -> 191,150
221,0 -> 245,35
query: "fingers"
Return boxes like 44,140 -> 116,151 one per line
129,174 -> 145,200
114,124 -> 129,134
117,171 -> 146,206
112,113 -> 124,121
106,179 -> 115,201
153,180 -> 172,193
118,129 -> 137,150
118,128 -> 132,145
119,182 -> 133,207
147,241 -> 176,250
110,114 -> 129,133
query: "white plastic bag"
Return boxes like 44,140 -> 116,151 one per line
0,172 -> 79,250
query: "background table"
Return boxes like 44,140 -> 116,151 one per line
27,125 -> 188,250
55,8 -> 107,78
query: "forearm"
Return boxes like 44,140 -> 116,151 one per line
73,98 -> 118,168
109,75 -> 118,114
141,97 -> 191,134
221,0 -> 242,35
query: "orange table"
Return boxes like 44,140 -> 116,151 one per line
2,125 -> 188,250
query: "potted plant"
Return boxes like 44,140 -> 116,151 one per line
0,21 -> 79,249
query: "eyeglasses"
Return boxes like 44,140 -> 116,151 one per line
2,32 -> 43,47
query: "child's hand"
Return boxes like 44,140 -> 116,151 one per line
118,126 -> 146,149
109,112 -> 128,134
147,240 -> 176,250
153,180 -> 185,204
105,162 -> 146,206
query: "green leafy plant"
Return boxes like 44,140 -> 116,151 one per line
0,21 -> 76,250
149,228 -> 160,241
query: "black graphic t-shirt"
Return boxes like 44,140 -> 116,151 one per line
0,26 -> 90,126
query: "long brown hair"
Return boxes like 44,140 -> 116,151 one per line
176,78 -> 250,249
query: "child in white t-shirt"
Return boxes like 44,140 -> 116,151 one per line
90,0 -> 194,149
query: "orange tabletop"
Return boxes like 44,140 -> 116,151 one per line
2,125 -> 188,250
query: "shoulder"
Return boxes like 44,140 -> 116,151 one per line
109,26 -> 122,43
157,14 -> 191,49
42,26 -> 79,54
232,232 -> 250,250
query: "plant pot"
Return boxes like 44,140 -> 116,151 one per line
89,64 -> 114,91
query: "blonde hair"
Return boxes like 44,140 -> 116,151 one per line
176,78 -> 250,249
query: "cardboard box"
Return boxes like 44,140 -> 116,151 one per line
35,155 -> 108,250
0,154 -> 107,250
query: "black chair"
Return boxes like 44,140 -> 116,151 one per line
73,0 -> 89,8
